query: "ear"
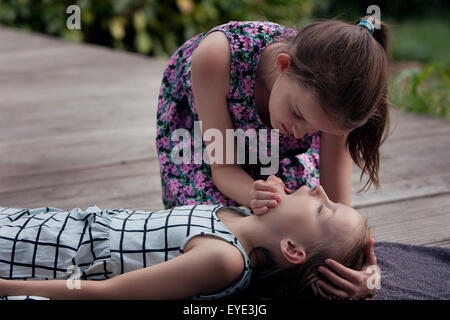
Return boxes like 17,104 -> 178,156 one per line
275,53 -> 291,72
280,239 -> 306,265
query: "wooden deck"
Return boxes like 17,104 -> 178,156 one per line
0,26 -> 449,247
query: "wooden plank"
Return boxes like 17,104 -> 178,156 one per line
358,193 -> 450,247
385,109 -> 450,140
0,33 -> 166,143
0,27 -> 62,53
0,125 -> 157,177
351,112 -> 450,207
0,158 -> 164,211
352,172 -> 450,208
0,157 -> 156,194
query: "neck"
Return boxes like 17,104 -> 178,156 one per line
255,41 -> 284,128
256,41 -> 284,92
218,210 -> 283,268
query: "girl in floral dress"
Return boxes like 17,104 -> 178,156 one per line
156,16 -> 388,299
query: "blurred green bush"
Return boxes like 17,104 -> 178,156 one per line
0,0 -> 319,58
2,0 -> 448,61
389,59 -> 450,119
315,0 -> 450,21
386,18 -> 450,63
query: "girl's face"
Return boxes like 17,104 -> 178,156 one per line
268,56 -> 351,138
266,183 -> 363,246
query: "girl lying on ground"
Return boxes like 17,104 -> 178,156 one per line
0,181 -> 375,300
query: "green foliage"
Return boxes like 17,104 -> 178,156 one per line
387,17 -> 450,63
0,0 -> 315,58
389,59 -> 450,119
313,0 -> 450,21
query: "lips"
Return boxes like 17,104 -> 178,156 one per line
281,123 -> 290,135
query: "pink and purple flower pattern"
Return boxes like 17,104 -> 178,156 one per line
156,21 -> 321,209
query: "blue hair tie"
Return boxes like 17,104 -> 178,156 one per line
357,19 -> 375,35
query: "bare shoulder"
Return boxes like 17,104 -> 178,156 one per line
191,31 -> 230,85
190,30 -> 236,168
193,30 -> 230,61
184,235 -> 245,279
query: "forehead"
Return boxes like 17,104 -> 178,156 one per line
324,204 -> 363,235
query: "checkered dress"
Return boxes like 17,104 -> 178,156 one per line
0,204 -> 252,300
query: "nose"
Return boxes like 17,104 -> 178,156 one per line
312,185 -> 331,201
292,127 -> 306,139
292,124 -> 316,139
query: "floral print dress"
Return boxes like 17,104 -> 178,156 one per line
156,21 -> 321,209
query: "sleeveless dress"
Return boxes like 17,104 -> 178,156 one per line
0,204 -> 252,300
156,21 -> 321,209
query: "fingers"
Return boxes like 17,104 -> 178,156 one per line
252,206 -> 269,216
251,199 -> 278,210
323,259 -> 360,283
266,175 -> 282,183
267,176 -> 294,194
318,266 -> 354,293
253,180 -> 279,193
364,238 -> 377,266
321,259 -> 379,299
252,189 -> 282,202
317,280 -> 349,299
266,175 -> 288,191
250,196 -> 279,215
251,178 -> 284,215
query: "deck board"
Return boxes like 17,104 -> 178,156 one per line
0,26 -> 448,247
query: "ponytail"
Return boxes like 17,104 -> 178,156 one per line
348,92 -> 390,192
350,16 -> 391,191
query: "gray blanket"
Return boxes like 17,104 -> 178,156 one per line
374,241 -> 450,300
229,241 -> 450,300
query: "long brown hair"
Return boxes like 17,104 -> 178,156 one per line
275,16 -> 391,191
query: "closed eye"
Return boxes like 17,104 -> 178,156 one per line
318,203 -> 323,214
290,106 -> 303,120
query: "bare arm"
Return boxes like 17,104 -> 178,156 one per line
1,277 -> 106,300
0,239 -> 244,300
191,31 -> 256,207
319,132 -> 353,206
103,239 -> 244,299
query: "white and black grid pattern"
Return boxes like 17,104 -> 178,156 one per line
0,206 -> 112,281
0,204 -> 252,300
